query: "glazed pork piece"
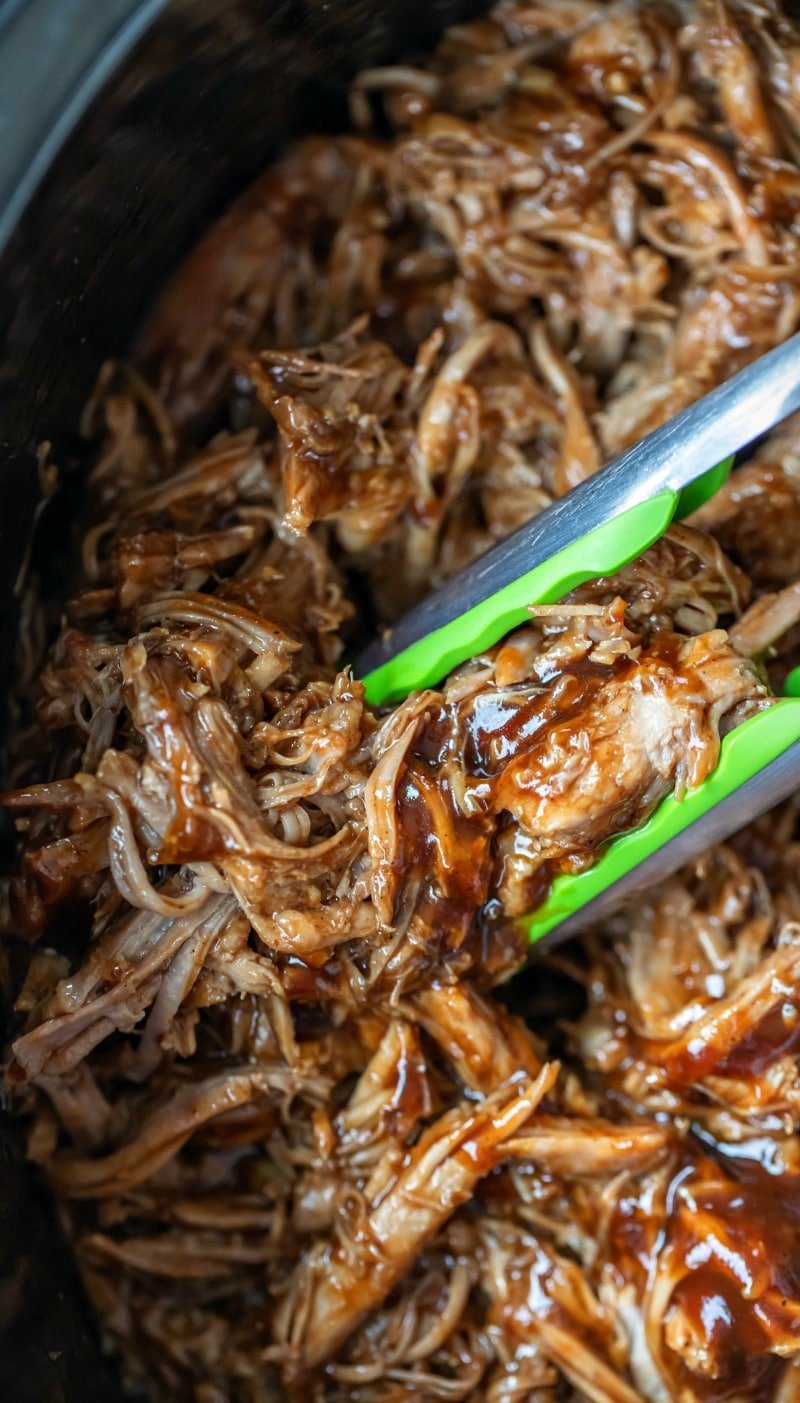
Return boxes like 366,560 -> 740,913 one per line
5,1 -> 800,1399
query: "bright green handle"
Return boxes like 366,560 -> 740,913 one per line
363,459 -> 733,707
364,491 -> 678,705
674,456 -> 733,520
527,696 -> 800,944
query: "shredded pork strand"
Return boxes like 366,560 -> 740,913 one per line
5,2 -> 800,1399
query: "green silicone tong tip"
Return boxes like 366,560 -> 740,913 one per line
528,691 -> 800,944
361,455 -> 800,945
362,459 -> 733,710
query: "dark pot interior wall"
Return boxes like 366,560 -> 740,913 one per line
0,2 -> 483,1397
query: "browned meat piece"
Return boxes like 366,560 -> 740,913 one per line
409,981 -> 544,1089
271,1064 -> 558,1376
49,1063 -> 330,1198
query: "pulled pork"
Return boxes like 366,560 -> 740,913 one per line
5,1 -> 800,1399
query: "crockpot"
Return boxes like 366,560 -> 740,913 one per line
0,2 -> 483,1395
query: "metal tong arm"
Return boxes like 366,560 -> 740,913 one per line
357,331 -> 800,678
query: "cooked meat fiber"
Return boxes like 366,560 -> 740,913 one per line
5,1 -> 800,1399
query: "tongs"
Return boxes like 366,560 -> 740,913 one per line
356,333 -> 800,947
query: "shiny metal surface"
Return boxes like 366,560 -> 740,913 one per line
356,331 -> 800,675
547,738 -> 800,944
